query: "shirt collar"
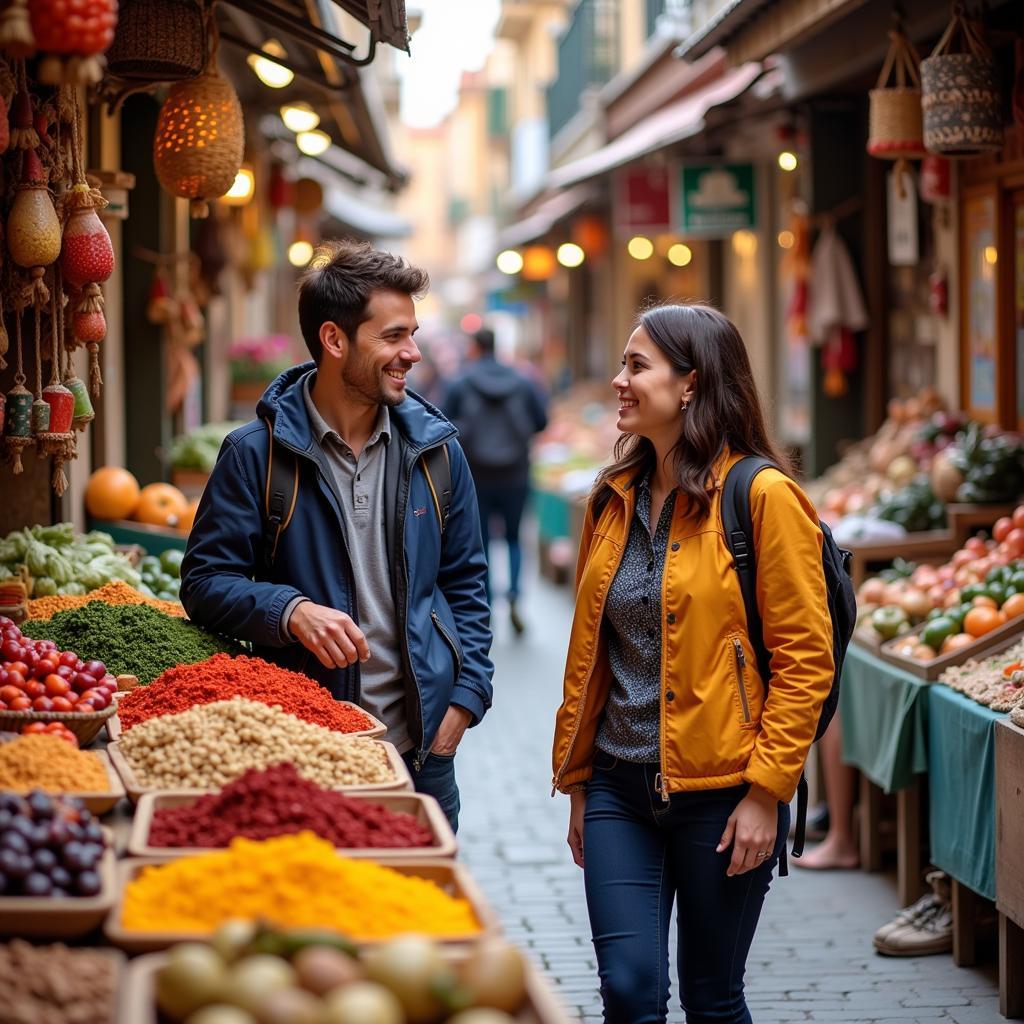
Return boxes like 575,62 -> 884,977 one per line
303,372 -> 391,451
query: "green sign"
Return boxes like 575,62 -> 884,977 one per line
679,163 -> 756,235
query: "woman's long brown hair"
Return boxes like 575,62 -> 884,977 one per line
591,304 -> 793,520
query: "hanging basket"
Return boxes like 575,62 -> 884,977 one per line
153,68 -> 244,217
868,26 -> 925,160
105,0 -> 205,82
921,8 -> 1002,158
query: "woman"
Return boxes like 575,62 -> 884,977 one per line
552,304 -> 834,1024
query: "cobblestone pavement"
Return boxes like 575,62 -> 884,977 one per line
455,569 -> 1000,1023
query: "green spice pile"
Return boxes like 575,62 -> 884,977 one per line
22,602 -> 237,684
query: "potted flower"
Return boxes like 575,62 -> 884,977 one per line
229,334 -> 294,404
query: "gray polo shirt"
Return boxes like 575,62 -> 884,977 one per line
292,375 -> 411,753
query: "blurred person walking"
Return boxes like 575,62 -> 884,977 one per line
444,327 -> 548,634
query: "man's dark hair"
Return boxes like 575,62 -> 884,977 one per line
473,327 -> 495,355
297,239 -> 429,362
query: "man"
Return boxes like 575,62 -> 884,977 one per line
443,328 -> 548,634
181,240 -> 493,831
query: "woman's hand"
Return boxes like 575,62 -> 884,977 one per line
567,790 -> 586,868
717,784 -> 778,876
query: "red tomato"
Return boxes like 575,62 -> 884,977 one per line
31,695 -> 54,712
1007,528 -> 1024,559
8,697 -> 31,711
965,537 -> 987,556
58,650 -> 79,668
50,696 -> 74,712
994,517 -> 1014,543
0,685 -> 22,703
23,679 -> 45,699
34,657 -> 58,678
44,674 -> 70,697
22,722 -> 48,734
5,670 -> 24,690
8,661 -> 28,678
1013,506 -> 1024,530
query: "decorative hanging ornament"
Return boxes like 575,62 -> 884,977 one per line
10,86 -> 37,150
61,184 -> 115,288
0,0 -> 35,60
3,307 -> 33,473
146,269 -> 176,324
8,148 -> 60,306
31,0 -> 118,86
153,19 -> 244,218
35,275 -> 76,495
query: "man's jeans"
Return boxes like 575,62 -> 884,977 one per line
474,478 -> 529,603
402,749 -> 461,834
583,751 -> 788,1024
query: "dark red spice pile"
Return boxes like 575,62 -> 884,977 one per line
147,763 -> 435,849
117,653 -> 373,734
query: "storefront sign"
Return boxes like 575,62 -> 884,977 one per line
615,167 -> 672,236
678,163 -> 756,235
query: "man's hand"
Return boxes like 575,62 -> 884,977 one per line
716,783 -> 779,877
430,705 -> 472,756
288,601 -> 370,669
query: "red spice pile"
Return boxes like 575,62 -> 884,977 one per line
117,653 -> 373,734
147,763 -> 435,849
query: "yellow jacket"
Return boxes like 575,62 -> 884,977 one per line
552,450 -> 834,803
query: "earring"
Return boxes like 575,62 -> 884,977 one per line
681,400 -> 690,411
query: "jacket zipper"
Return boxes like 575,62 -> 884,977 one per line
552,535 -> 627,795
431,610 -> 463,674
732,637 -> 752,724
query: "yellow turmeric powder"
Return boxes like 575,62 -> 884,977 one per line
0,735 -> 109,792
121,832 -> 481,940
27,580 -> 185,620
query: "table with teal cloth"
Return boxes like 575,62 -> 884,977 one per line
926,683 -> 1002,902
532,487 -> 571,542
840,642 -> 929,793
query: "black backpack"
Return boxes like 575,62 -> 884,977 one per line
722,456 -> 856,871
260,417 -> 452,568
456,381 -> 534,471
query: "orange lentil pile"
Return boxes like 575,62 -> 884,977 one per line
117,653 -> 375,734
0,735 -> 108,793
26,580 -> 185,620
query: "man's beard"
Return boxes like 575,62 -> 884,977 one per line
341,358 -> 405,407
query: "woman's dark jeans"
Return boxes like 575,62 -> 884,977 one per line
583,751 -> 789,1024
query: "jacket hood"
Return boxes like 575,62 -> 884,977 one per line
257,360 -> 456,454
462,358 -> 524,400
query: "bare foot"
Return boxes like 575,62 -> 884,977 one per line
793,833 -> 860,870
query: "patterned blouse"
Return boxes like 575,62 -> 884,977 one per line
595,474 -> 676,762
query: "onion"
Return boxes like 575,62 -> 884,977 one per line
898,588 -> 932,622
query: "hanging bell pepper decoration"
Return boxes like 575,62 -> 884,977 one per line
8,148 -> 60,306
61,184 -> 114,288
3,309 -> 33,473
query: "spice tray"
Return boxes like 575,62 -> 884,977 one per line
106,738 -> 414,804
879,614 -> 1024,681
10,748 -> 127,815
0,847 -> 117,938
105,856 -> 498,953
106,699 -> 386,741
120,947 -> 574,1024
128,790 -> 457,859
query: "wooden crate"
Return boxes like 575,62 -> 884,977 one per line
104,857 -> 496,953
106,738 -> 413,804
878,616 -> 1024,681
127,790 -> 457,860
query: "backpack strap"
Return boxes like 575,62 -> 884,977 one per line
421,443 -> 452,537
262,417 -> 299,569
722,455 -> 808,875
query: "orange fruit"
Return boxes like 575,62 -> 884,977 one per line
964,606 -> 1003,638
972,595 -> 999,609
1002,593 -> 1024,621
941,633 -> 976,654
178,498 -> 200,534
84,466 -> 140,520
134,483 -> 188,528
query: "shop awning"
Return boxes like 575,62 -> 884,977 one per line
547,62 -> 763,189
496,184 -> 599,249
296,157 -> 412,239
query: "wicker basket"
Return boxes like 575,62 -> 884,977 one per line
106,0 -> 206,82
153,68 -> 244,217
868,26 -> 925,160
921,9 -> 1002,157
0,703 -> 117,746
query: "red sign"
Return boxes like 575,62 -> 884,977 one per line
615,167 -> 672,236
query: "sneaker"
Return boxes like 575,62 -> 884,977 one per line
874,900 -> 952,957
509,600 -> 525,636
873,892 -> 943,946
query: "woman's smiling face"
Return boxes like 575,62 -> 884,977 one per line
612,326 -> 692,441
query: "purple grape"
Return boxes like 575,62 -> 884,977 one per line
23,872 -> 52,897
75,870 -> 101,897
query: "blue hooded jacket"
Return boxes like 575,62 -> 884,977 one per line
180,362 -> 494,760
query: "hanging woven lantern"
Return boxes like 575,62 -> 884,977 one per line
31,0 -> 118,85
867,25 -> 926,163
153,28 -> 245,219
105,0 -> 206,83
922,8 -> 1002,157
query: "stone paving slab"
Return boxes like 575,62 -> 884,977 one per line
456,571 -> 999,1022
